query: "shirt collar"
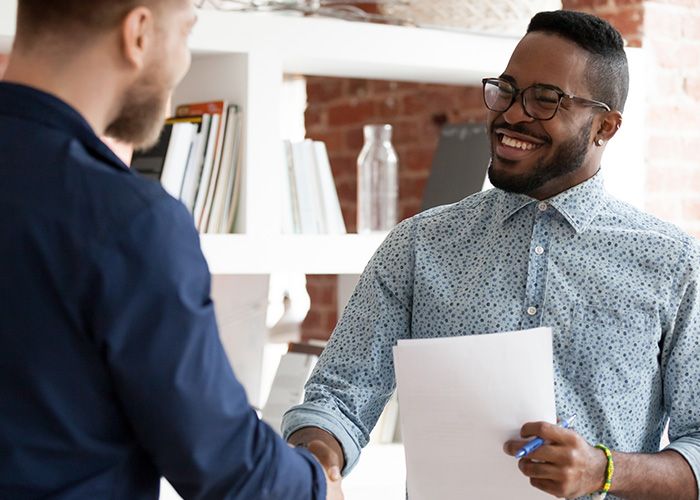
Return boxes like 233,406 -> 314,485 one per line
496,171 -> 607,233
0,81 -> 130,173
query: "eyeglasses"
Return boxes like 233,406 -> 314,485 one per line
482,77 -> 611,121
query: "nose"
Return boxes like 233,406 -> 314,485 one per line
502,93 -> 535,125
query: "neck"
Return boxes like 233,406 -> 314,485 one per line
4,43 -> 123,136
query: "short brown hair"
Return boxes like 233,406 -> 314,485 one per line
16,0 -> 161,45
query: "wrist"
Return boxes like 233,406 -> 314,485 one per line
591,444 -> 614,499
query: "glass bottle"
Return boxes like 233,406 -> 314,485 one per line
356,124 -> 399,233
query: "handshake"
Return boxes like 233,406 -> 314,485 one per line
289,427 -> 346,500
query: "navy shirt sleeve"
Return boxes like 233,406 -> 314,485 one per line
89,195 -> 326,500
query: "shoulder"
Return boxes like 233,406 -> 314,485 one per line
605,197 -> 698,252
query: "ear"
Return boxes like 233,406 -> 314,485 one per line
595,110 -> 623,143
120,6 -> 154,71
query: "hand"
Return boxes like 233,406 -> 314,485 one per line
503,421 -> 608,498
288,427 -> 344,481
324,468 -> 344,500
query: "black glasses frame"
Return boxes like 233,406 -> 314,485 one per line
481,77 -> 612,121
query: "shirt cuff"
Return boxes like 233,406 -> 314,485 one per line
665,435 -> 700,500
282,404 -> 363,474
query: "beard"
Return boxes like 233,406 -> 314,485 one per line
105,68 -> 171,151
487,116 -> 593,195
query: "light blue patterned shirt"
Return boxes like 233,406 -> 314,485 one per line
283,173 -> 700,499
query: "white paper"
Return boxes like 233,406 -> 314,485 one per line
393,327 -> 556,500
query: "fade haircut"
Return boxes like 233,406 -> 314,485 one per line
15,0 -> 164,47
527,10 -> 629,112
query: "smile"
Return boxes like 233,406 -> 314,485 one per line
499,134 -> 541,151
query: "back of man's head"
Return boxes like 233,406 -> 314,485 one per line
15,0 -> 164,50
527,10 -> 629,112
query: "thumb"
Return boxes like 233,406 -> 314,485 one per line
307,440 -> 342,480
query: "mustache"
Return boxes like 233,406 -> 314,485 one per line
489,122 -> 551,144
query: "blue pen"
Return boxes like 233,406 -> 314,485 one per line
514,414 -> 577,459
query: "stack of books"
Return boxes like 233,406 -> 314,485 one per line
282,139 -> 346,235
132,101 -> 242,234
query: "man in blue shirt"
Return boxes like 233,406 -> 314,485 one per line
284,10 -> 700,500
0,1 -> 342,499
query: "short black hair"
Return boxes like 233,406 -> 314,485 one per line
527,10 -> 629,112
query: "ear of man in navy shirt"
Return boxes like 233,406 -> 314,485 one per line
0,1 -> 342,498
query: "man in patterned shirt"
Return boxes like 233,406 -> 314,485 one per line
283,10 -> 700,500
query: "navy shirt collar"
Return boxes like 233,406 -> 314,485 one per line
0,81 -> 131,173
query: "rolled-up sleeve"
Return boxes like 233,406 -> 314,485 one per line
662,246 -> 700,499
92,196 -> 326,500
282,218 -> 416,473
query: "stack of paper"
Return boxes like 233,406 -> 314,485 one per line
393,327 -> 556,500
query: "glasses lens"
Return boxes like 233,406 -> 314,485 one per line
523,86 -> 561,119
483,80 -> 515,112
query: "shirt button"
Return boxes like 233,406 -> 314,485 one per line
538,202 -> 548,212
527,306 -> 538,316
535,246 -> 545,255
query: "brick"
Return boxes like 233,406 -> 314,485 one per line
682,12 -> 700,39
344,128 -> 364,151
643,4 -> 682,39
604,8 -> 644,41
304,106 -> 325,128
562,0 -> 611,9
347,79 -> 370,99
402,148 -> 435,172
327,101 -> 376,127
328,155 -> 356,178
375,95 -> 402,116
370,80 -> 399,94
392,121 -> 422,146
306,78 -> 345,103
307,130 -> 344,152
684,75 -> 700,101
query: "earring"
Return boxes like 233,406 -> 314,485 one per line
595,138 -> 605,147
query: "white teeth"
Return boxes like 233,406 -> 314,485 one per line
501,135 -> 538,151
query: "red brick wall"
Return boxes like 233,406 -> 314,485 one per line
305,79 -> 486,230
642,1 -> 700,236
562,0 -> 644,47
303,0 -> 700,340
301,79 -> 486,340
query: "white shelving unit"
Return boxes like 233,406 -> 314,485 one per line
171,9 -> 520,274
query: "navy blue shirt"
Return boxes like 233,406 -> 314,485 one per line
0,82 -> 326,500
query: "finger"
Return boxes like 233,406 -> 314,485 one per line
529,477 -> 564,497
526,443 -> 576,465
521,421 -> 577,445
503,439 -> 530,456
518,458 -> 561,480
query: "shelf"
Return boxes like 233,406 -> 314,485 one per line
0,2 -> 519,85
188,10 -> 520,85
200,233 -> 387,274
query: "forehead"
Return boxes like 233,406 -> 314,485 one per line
502,32 -> 591,95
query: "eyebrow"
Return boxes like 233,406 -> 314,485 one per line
499,74 -> 517,84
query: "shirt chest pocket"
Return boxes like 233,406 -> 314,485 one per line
563,304 -> 657,394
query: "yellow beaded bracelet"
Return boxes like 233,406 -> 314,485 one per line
592,443 -> 614,500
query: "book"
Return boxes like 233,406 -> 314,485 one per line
313,141 -> 347,234
175,101 -> 229,231
208,105 -> 242,233
282,139 -> 345,235
159,118 -> 199,198
130,125 -> 174,181
180,114 -> 212,213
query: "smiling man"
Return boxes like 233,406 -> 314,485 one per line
282,10 -> 700,500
